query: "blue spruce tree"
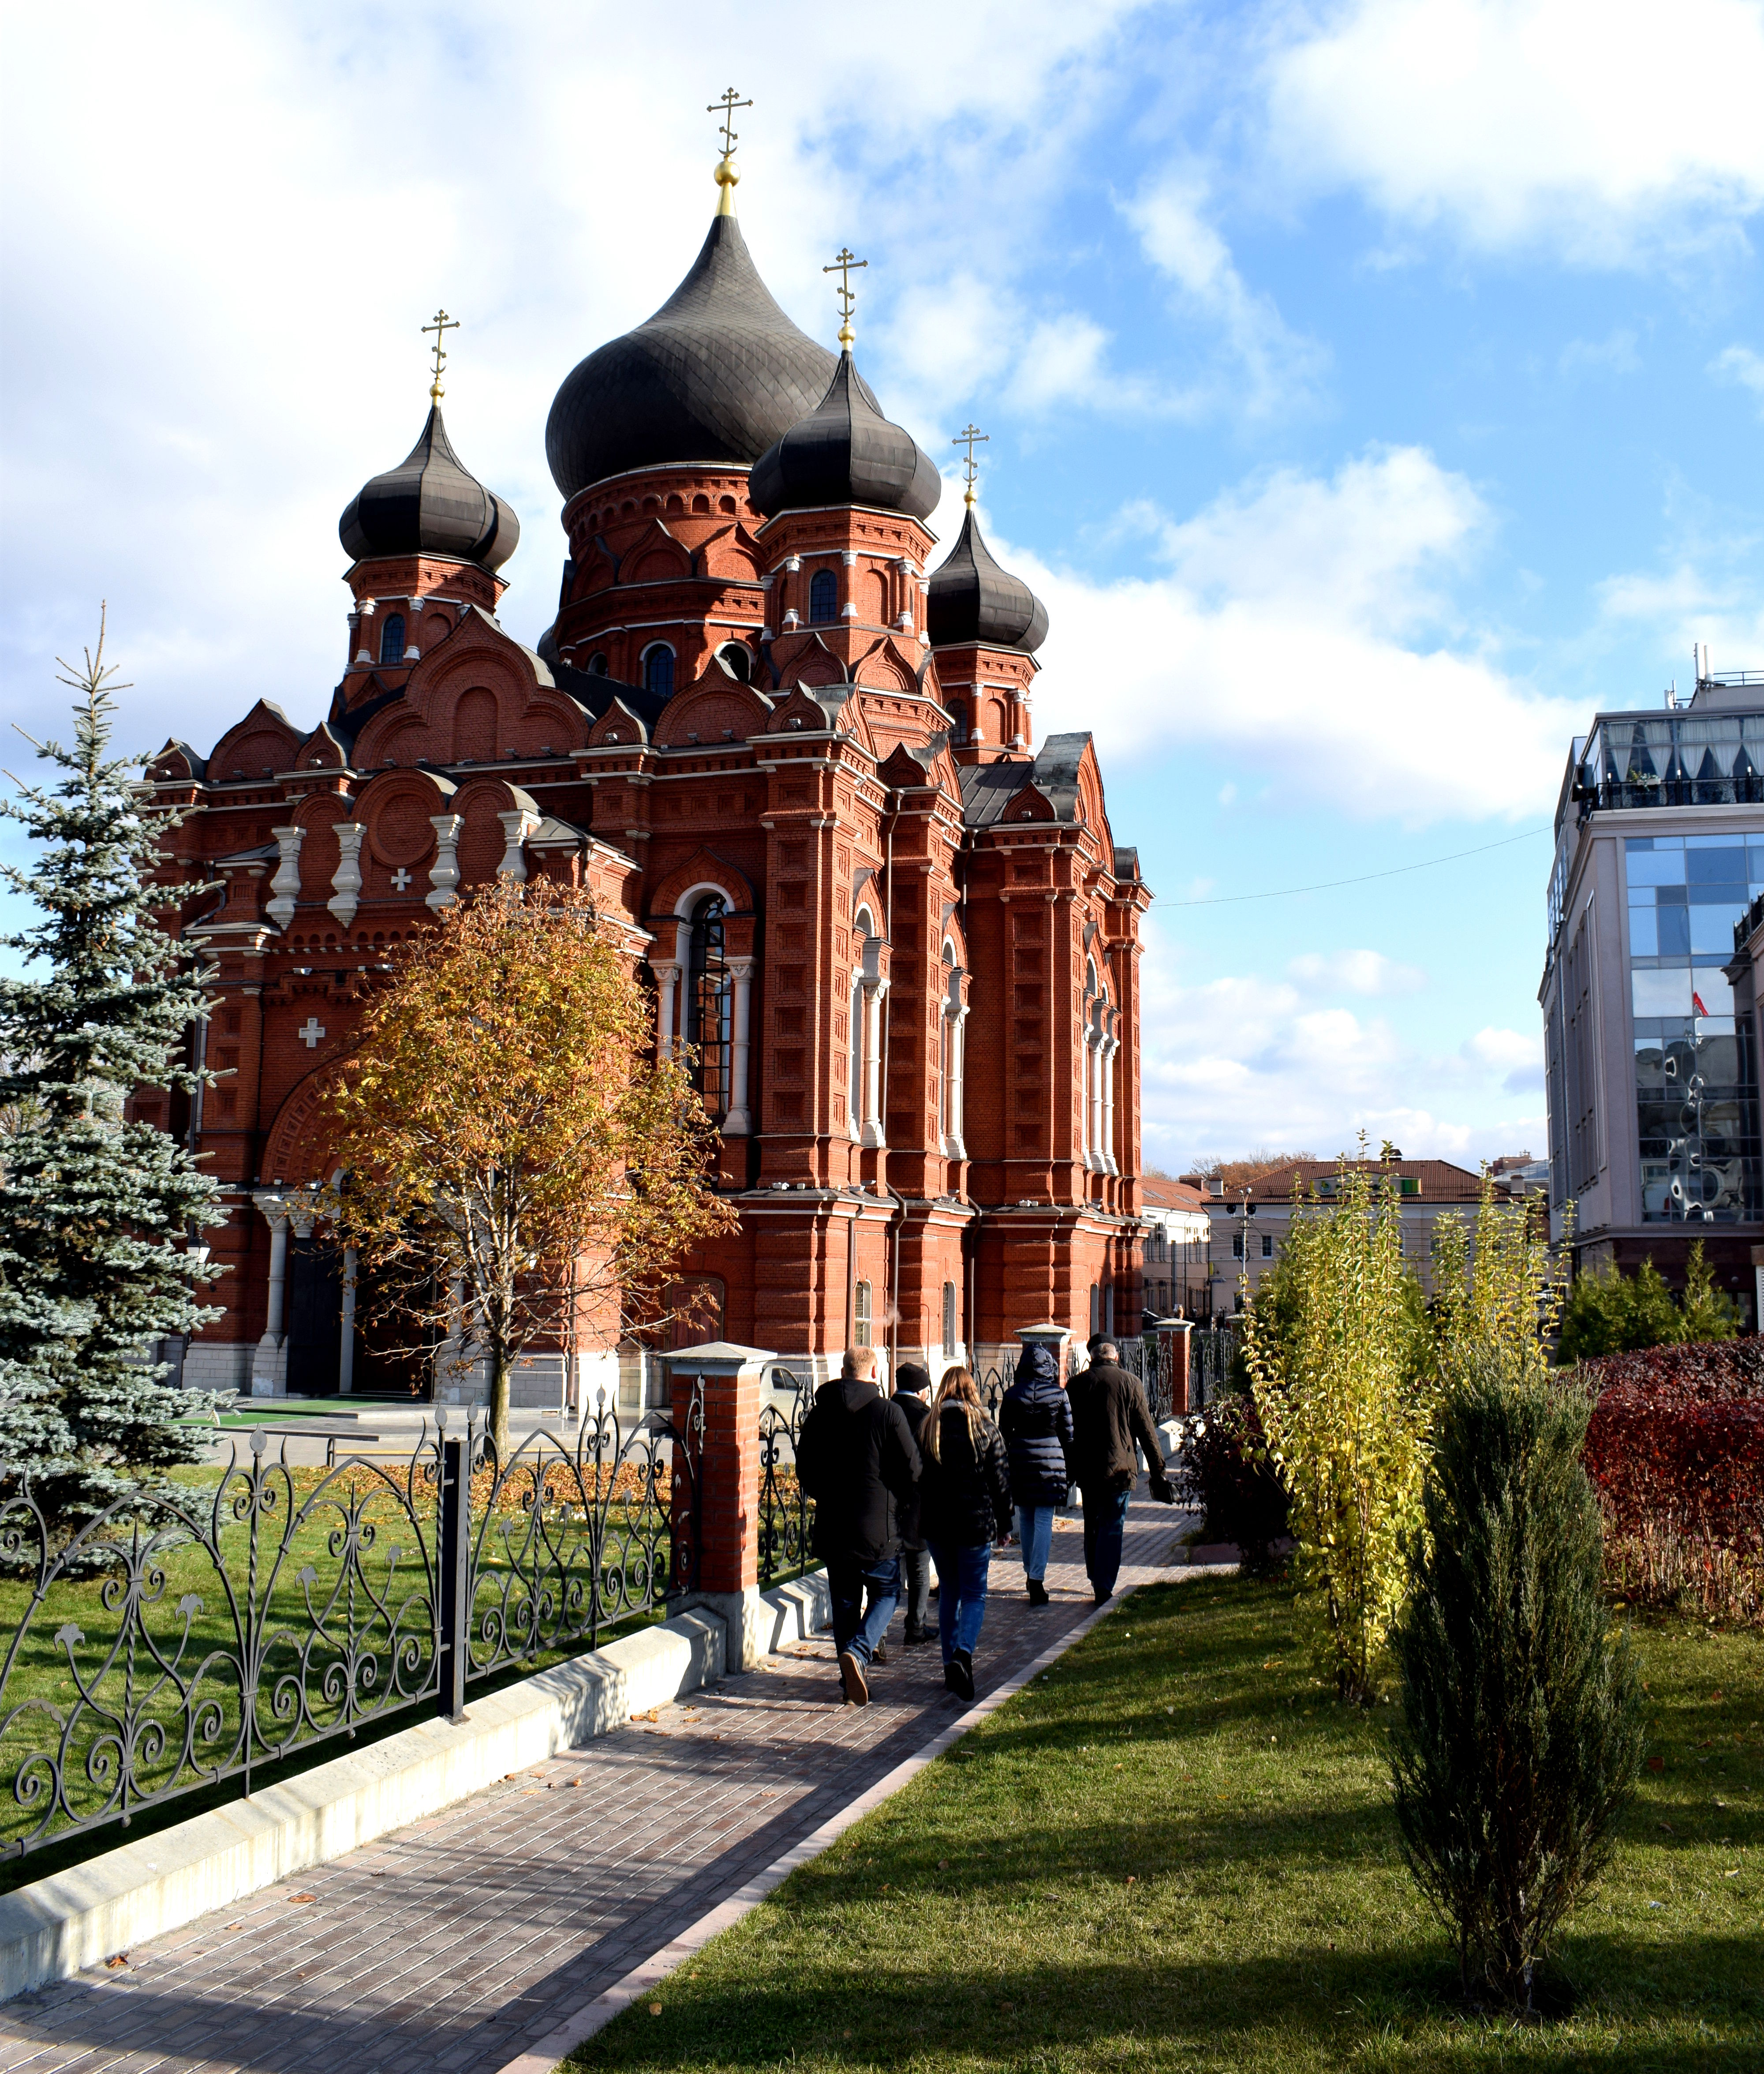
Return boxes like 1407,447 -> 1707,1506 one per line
0,610 -> 226,1550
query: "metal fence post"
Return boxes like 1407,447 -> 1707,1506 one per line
437,1434 -> 471,1723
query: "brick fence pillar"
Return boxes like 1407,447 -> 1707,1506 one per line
1154,1318 -> 1192,1415
662,1340 -> 776,1670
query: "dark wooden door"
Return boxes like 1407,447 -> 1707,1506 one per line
285,1239 -> 342,1396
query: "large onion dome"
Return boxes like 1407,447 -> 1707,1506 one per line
339,406 -> 519,573
749,351 -> 941,520
546,216 -> 837,502
927,507 -> 1048,652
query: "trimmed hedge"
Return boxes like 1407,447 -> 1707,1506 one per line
1579,1338 -> 1764,1621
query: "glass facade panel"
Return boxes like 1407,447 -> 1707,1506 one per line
1625,833 -> 1762,1220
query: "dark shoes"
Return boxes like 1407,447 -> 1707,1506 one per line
902,1622 -> 934,1647
1092,1587 -> 1113,1607
1026,1578 -> 1050,1607
870,1641 -> 889,1666
944,1650 -> 975,1703
838,1651 -> 870,1706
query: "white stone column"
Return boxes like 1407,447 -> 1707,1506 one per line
339,1245 -> 357,1393
725,956 -> 755,1134
267,827 -> 304,930
861,977 -> 889,1148
948,1000 -> 970,1158
427,814 -> 463,909
653,961 -> 682,1061
328,822 -> 365,930
251,1193 -> 290,1397
496,808 -> 540,882
1102,1034 -> 1120,1177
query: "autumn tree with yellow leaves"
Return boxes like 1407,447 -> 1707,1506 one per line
322,878 -> 736,1453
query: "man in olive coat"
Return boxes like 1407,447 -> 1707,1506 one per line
1066,1340 -> 1174,1603
796,1347 -> 921,1703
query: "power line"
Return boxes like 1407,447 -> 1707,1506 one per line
1158,824 -> 1553,908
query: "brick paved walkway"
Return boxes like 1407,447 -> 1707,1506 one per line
0,1506 -> 1184,2074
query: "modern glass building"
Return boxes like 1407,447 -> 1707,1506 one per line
1540,665 -> 1764,1310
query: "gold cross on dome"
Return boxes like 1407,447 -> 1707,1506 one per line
953,423 -> 989,505
708,87 -> 751,158
824,247 -> 867,349
422,309 -> 459,403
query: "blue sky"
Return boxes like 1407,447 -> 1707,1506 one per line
3,0 -> 1762,1172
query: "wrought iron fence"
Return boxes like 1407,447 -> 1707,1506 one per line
757,1367 -> 815,1589
1189,1322 -> 1239,1407
0,1389 -> 700,1862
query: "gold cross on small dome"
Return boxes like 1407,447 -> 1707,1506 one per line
422,309 -> 459,403
953,423 -> 989,506
824,247 -> 867,350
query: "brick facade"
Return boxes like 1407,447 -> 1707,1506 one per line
141,189 -> 1151,1401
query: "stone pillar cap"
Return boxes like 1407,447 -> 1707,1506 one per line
659,1341 -> 778,1367
1016,1322 -> 1071,1344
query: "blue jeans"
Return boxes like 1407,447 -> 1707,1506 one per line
828,1556 -> 901,1667
928,1541 -> 992,1663
1082,1486 -> 1132,1600
1015,1505 -> 1055,1583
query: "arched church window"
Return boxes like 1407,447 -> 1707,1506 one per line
809,569 -> 837,624
685,894 -> 731,1122
854,1279 -> 873,1349
587,651 -> 609,677
643,643 -> 674,697
942,1280 -> 957,1358
717,642 -> 752,684
949,698 -> 969,743
380,614 -> 406,666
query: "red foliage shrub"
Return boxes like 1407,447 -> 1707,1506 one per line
1579,1338 -> 1764,1621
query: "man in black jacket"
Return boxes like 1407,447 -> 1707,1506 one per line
1067,1340 -> 1174,1605
796,1347 -> 921,1704
891,1363 -> 935,1644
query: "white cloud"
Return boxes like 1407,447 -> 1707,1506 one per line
1139,925 -> 1547,1169
1712,344 -> 1764,415
1289,949 -> 1428,996
1003,445 -> 1582,823
1265,0 -> 1764,263
1122,176 -> 1327,417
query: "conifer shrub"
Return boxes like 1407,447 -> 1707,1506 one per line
1555,1239 -> 1738,1363
1390,1357 -> 1644,2013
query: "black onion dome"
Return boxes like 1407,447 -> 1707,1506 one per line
749,352 -> 941,520
546,216 -> 837,501
339,407 -> 519,572
927,508 -> 1048,652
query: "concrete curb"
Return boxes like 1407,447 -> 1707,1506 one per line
494,1521 -> 1189,2074
0,1575 -> 824,2006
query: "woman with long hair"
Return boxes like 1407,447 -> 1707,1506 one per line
917,1366 -> 1013,1701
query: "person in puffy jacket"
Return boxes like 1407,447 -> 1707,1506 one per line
891,1363 -> 936,1646
917,1367 -> 1013,1702
999,1340 -> 1073,1606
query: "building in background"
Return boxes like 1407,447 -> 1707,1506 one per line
1540,661 -> 1764,1315
1139,1175 -> 1210,1318
1188,1156 -> 1488,1314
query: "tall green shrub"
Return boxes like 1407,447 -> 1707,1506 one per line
1247,1148 -> 1434,1702
1389,1357 -> 1644,2011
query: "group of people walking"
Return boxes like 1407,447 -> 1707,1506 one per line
795,1339 -> 1174,1707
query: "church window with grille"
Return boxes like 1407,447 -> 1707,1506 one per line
809,569 -> 837,624
855,1279 -> 873,1348
643,643 -> 675,697
942,1280 -> 957,1357
379,613 -> 405,665
685,894 -> 731,1122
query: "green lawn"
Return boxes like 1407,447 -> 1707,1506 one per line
572,1575 -> 1762,2074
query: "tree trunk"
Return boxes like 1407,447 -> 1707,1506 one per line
490,1345 -> 512,1459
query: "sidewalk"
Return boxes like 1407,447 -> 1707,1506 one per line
0,1505 -> 1187,2074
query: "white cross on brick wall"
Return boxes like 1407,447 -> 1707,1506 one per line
299,1017 -> 326,1049
391,868 -> 412,891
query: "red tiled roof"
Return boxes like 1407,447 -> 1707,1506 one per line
1141,1175 -> 1206,1210
1219,1158 -> 1486,1204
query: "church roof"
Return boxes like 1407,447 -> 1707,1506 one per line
749,352 -> 940,520
546,216 -> 838,502
927,508 -> 1047,653
339,406 -> 519,573
957,733 -> 1091,826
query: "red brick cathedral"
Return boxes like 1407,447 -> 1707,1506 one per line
145,152 -> 1150,1403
